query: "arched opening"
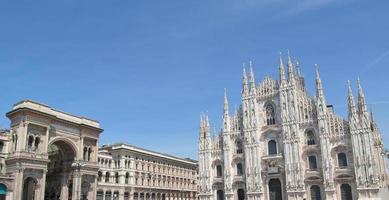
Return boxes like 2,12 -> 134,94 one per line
266,104 -> 276,125
45,140 -> 76,200
115,172 -> 119,183
216,165 -> 222,177
237,163 -> 244,175
124,192 -> 129,200
338,153 -> 348,168
134,193 -> 139,200
96,190 -> 104,200
308,155 -> 318,170
268,179 -> 282,200
125,172 -> 130,184
27,135 -> 34,151
98,171 -> 102,182
113,191 -> 119,200
306,130 -> 315,145
22,177 -> 37,200
105,191 -> 112,200
236,140 -> 243,154
216,190 -> 224,200
0,183 -> 7,200
105,172 -> 110,183
340,184 -> 352,200
268,140 -> 277,155
310,185 -> 321,200
237,189 -> 245,200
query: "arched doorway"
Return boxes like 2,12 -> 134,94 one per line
268,179 -> 282,200
0,183 -> 7,200
22,177 -> 37,200
340,184 -> 352,200
216,190 -> 224,200
237,189 -> 245,200
310,185 -> 321,200
45,140 -> 76,200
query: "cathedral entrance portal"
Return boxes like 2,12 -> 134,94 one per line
44,140 -> 76,200
268,179 -> 282,200
237,189 -> 245,200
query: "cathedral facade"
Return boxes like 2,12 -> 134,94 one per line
198,53 -> 389,200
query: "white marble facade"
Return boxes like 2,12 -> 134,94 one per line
198,53 -> 389,200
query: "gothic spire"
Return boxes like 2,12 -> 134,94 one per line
357,78 -> 368,115
348,81 -> 357,121
249,61 -> 256,94
223,88 -> 229,116
295,59 -> 302,76
200,114 -> 204,134
315,64 -> 324,98
222,89 -> 231,132
287,50 -> 294,81
315,65 -> 327,116
242,63 -> 248,96
279,52 -> 286,83
370,110 -> 377,131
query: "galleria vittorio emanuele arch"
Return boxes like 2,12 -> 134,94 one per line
0,100 -> 197,200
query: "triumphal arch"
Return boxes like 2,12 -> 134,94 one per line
5,100 -> 102,200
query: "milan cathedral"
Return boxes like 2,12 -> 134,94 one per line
198,52 -> 389,200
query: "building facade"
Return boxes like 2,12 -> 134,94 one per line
0,100 -> 103,200
96,144 -> 197,200
0,100 -> 198,200
198,53 -> 389,200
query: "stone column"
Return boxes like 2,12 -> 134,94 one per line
13,170 -> 24,200
71,170 -> 82,200
36,170 -> 47,200
89,176 -> 98,200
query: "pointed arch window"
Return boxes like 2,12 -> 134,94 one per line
236,140 -> 243,154
338,153 -> 348,168
28,135 -> 34,151
306,130 -> 315,145
237,189 -> 245,200
268,140 -> 277,155
310,185 -> 321,200
266,104 -> 276,125
308,155 -> 318,169
340,184 -> 352,200
217,190 -> 224,200
216,165 -> 222,177
237,163 -> 244,175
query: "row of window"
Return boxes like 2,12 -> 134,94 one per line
215,183 -> 352,200
215,151 -> 348,176
216,163 -> 244,177
83,146 -> 93,161
98,171 -> 195,189
307,153 -> 348,170
27,135 -> 40,151
98,158 -> 194,178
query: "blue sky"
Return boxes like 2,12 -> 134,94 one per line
0,0 -> 389,159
